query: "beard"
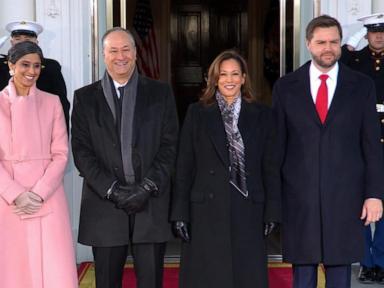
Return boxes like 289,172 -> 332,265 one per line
311,51 -> 340,69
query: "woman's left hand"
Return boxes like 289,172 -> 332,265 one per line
13,191 -> 43,215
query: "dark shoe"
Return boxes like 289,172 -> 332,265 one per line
375,266 -> 384,284
358,266 -> 375,284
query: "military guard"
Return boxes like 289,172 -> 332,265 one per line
0,20 -> 70,131
341,12 -> 384,284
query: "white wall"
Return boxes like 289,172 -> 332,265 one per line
321,0 -> 372,49
35,0 -> 93,262
0,0 -> 36,54
299,0 -> 314,65
373,0 -> 384,13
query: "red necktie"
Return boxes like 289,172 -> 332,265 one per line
316,74 -> 329,124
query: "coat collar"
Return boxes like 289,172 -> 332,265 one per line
4,78 -> 38,103
203,102 -> 228,166
290,61 -> 355,127
203,100 -> 259,167
325,63 -> 356,125
238,100 -> 258,143
97,73 -> 147,145
132,75 -> 147,146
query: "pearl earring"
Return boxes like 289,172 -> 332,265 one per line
9,69 -> 15,76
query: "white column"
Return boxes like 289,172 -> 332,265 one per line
0,0 -> 35,53
35,0 -> 93,263
372,0 -> 384,12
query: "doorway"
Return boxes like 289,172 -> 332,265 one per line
92,0 -> 300,260
170,0 -> 247,122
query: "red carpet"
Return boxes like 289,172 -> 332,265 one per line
78,262 -> 179,288
78,262 -> 325,288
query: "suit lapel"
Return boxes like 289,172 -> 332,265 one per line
238,101 -> 257,144
324,63 -> 353,126
203,103 -> 229,167
95,83 -> 117,136
132,76 -> 146,146
294,63 -> 323,126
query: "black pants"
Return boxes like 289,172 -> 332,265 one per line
92,242 -> 166,288
293,264 -> 351,288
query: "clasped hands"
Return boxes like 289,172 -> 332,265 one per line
172,221 -> 279,243
107,180 -> 155,214
13,191 -> 43,215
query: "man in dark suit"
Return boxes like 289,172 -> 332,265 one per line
273,15 -> 384,288
71,27 -> 178,288
0,20 -> 70,130
340,13 -> 384,284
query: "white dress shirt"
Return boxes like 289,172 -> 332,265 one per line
309,61 -> 339,108
113,80 -> 128,98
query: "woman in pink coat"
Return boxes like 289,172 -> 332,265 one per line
0,41 -> 77,287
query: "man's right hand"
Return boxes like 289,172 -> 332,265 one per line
173,221 -> 190,242
107,183 -> 133,208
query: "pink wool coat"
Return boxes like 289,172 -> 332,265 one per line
0,80 -> 77,288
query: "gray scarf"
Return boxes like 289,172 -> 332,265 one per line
101,69 -> 139,183
216,91 -> 248,198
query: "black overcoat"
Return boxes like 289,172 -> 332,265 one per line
0,56 -> 70,130
171,101 -> 281,288
273,61 -> 384,265
71,75 -> 178,245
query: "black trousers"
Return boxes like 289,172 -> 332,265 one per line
92,242 -> 166,288
292,264 -> 351,288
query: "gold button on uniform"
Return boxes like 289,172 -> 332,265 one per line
381,138 -> 384,143
376,59 -> 381,64
381,118 -> 384,124
376,66 -> 381,71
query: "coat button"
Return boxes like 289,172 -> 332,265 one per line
381,118 -> 384,124
209,170 -> 215,175
208,193 -> 214,199
381,138 -> 384,143
114,167 -> 118,171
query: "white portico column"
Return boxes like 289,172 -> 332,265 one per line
35,0 -> 93,263
372,0 -> 384,13
0,0 -> 35,53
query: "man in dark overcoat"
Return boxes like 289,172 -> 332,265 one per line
273,15 -> 384,288
340,13 -> 384,283
0,20 -> 70,130
71,27 -> 178,288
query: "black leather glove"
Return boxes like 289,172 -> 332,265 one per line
122,178 -> 157,214
106,182 -> 132,207
264,221 -> 278,237
173,221 -> 190,242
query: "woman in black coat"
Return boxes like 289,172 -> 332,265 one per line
171,50 -> 281,288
